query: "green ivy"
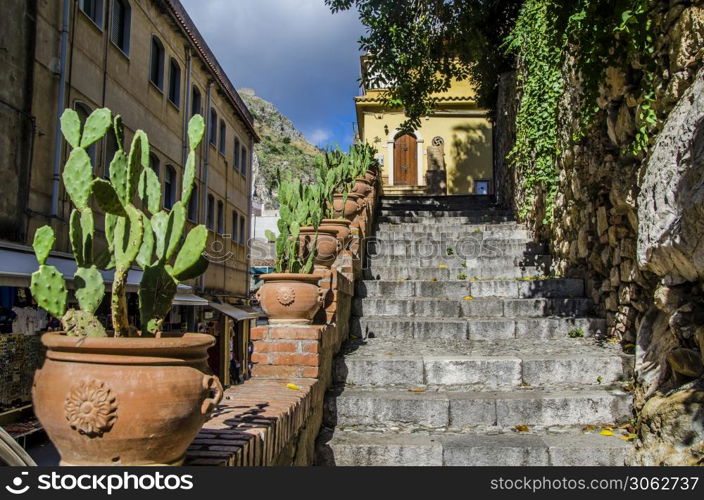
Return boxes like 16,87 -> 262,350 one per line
505,0 -> 569,223
506,0 -> 658,223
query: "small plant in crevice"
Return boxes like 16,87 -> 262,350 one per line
568,328 -> 585,338
457,273 -> 467,280
446,247 -> 454,256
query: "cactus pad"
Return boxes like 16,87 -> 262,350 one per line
32,226 -> 55,265
114,205 -> 144,269
136,215 -> 155,269
165,201 -> 186,261
92,178 -> 127,216
188,115 -> 205,151
80,108 -> 112,148
139,263 -> 177,335
138,167 -> 161,214
127,130 -> 149,202
30,265 -> 67,320
69,209 -> 84,266
61,309 -> 107,337
150,210 -> 169,261
182,151 -> 196,206
109,150 -> 129,205
60,109 -> 81,149
80,208 -> 94,265
74,265 -> 105,314
63,148 -> 93,210
172,224 -> 208,279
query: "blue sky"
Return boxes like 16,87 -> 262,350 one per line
180,0 -> 364,148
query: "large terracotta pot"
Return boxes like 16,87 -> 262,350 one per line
352,178 -> 372,197
256,273 -> 323,324
299,226 -> 339,268
364,170 -> 377,183
320,219 -> 352,249
32,333 -> 223,466
332,194 -> 363,221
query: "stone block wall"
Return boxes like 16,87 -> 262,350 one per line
497,0 -> 704,464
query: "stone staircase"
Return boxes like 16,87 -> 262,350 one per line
319,195 -> 635,466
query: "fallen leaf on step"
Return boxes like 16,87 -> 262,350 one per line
438,264 -> 448,269
599,429 -> 614,436
286,383 -> 301,391
514,424 -> 529,433
619,433 -> 637,441
582,425 -> 596,432
463,296 -> 474,301
408,388 -> 426,393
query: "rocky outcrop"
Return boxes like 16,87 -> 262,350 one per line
638,67 -> 704,284
239,89 -> 320,209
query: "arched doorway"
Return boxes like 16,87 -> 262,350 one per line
393,133 -> 417,186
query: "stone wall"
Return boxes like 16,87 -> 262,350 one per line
499,0 -> 704,464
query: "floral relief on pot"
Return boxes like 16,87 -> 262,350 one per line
64,379 -> 118,437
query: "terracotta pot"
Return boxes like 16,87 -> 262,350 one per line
364,170 -> 377,183
352,178 -> 372,197
347,192 -> 367,211
32,333 -> 223,466
332,194 -> 363,221
299,227 -> 339,268
320,219 -> 352,248
256,273 -> 323,324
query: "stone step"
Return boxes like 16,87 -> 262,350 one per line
366,264 -> 551,281
331,386 -> 632,429
366,239 -> 547,258
380,194 -> 497,207
356,279 -> 584,299
378,214 -> 515,224
324,429 -> 632,466
352,297 -> 592,318
379,209 -> 511,218
334,338 -> 630,388
367,253 -> 552,268
350,316 -> 607,341
375,225 -> 531,239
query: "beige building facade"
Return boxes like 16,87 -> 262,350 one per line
2,0 -> 258,299
355,59 -> 494,195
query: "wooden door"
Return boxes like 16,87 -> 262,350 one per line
394,134 -> 417,185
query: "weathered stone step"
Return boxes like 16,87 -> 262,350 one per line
332,386 -> 632,429
379,209 -> 512,218
356,279 -> 584,299
352,297 -> 592,318
366,264 -> 550,281
335,338 -> 631,388
350,316 -> 606,341
375,224 -> 529,238
380,194 -> 496,208
367,253 -> 551,268
324,429 -> 632,466
379,214 -> 515,225
367,239 -> 547,258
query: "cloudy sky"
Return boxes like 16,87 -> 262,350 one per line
180,0 -> 364,148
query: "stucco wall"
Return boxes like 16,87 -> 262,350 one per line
359,109 -> 493,194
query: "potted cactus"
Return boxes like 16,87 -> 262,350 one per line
315,153 -> 352,247
30,108 -> 221,466
258,173 -> 328,323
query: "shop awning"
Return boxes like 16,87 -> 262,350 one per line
0,244 -> 201,304
208,301 -> 258,321
173,286 -> 209,306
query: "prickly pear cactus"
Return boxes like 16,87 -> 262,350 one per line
30,109 -> 211,338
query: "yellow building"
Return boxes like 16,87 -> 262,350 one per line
355,58 -> 494,195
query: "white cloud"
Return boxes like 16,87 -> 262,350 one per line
306,128 -> 332,146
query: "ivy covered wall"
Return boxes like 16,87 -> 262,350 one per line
497,0 -> 704,464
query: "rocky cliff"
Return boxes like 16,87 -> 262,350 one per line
239,89 -> 320,209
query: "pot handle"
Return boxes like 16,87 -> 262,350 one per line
201,374 -> 224,416
318,287 -> 327,306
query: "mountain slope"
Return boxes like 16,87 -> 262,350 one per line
239,89 -> 319,209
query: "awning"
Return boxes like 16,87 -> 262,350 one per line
0,245 -> 201,304
173,286 -> 209,306
209,301 -> 258,321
